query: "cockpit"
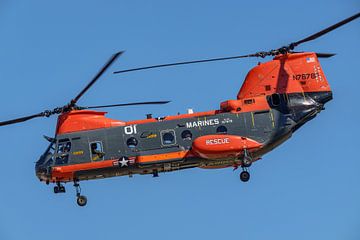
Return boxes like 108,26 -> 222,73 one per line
55,139 -> 71,165
35,138 -> 72,182
35,140 -> 56,182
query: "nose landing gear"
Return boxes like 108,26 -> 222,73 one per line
52,180 -> 87,207
54,182 -> 66,193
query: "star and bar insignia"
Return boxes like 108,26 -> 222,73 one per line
112,157 -> 136,167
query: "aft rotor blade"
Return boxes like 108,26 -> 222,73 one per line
315,53 -> 336,58
292,12 -> 360,47
113,53 -> 258,74
0,112 -> 46,127
71,51 -> 124,105
291,52 -> 336,58
81,101 -> 171,109
113,13 -> 360,75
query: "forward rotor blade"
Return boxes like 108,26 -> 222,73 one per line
292,12 -> 360,47
80,101 -> 171,109
113,53 -> 257,74
71,51 -> 124,105
0,112 -> 46,127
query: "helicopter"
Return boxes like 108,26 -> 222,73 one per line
1,12 -> 359,207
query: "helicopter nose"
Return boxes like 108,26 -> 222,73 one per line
35,163 -> 47,181
35,157 -> 51,182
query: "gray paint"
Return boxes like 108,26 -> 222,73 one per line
35,91 -> 332,182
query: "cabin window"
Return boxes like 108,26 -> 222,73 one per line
161,130 -> 176,145
90,141 -> 105,161
127,137 -> 138,148
181,130 -> 192,140
216,125 -> 228,134
271,93 -> 281,106
55,139 -> 71,165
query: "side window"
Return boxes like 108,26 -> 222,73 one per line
126,137 -> 138,148
161,130 -> 176,145
271,93 -> 281,106
181,130 -> 192,140
90,142 -> 105,161
55,139 -> 71,165
244,99 -> 255,105
216,125 -> 228,134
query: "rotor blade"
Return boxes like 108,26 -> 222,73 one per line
113,53 -> 258,74
292,12 -> 360,47
71,51 -> 124,106
80,101 -> 171,109
113,13 -> 359,75
316,53 -> 336,58
291,52 -> 336,58
0,112 -> 46,127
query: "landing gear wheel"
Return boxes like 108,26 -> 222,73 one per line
54,183 -> 65,194
77,195 -> 87,207
240,171 -> 250,182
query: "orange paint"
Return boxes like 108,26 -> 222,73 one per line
51,159 -> 116,181
136,150 -> 193,163
191,135 -> 262,159
220,95 -> 270,112
56,110 -> 125,135
238,52 -> 331,99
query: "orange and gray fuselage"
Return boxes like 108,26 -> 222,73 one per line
35,52 -> 332,184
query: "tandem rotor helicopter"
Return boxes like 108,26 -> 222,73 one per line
1,12 -> 359,206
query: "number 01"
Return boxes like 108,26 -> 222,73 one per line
124,125 -> 137,135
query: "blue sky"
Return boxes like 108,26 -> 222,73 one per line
0,1 -> 359,239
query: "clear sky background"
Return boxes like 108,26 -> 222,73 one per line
0,1 -> 359,239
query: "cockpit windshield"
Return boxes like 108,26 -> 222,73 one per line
38,138 -> 72,167
36,141 -> 56,167
46,141 -> 56,156
55,139 -> 71,165
35,140 -> 56,182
